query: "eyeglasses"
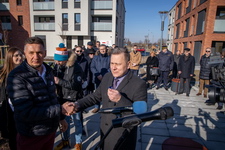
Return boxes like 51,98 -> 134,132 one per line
13,54 -> 23,57
206,51 -> 211,52
75,50 -> 82,53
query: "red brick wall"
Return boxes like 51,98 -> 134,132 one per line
0,0 -> 31,50
173,0 -> 225,57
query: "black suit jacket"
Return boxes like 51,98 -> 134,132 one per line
78,70 -> 147,150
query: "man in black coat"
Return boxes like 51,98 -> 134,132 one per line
178,48 -> 195,96
196,47 -> 211,98
74,47 -> 147,150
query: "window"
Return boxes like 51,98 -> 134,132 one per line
74,13 -> 80,30
0,0 -> 9,2
38,17 -> 55,22
74,0 -> 80,8
17,0 -> 22,5
216,7 -> 225,19
194,41 -> 202,65
62,13 -> 68,30
177,3 -> 182,20
18,16 -> 23,26
0,16 -> 11,23
175,23 -> 180,39
200,0 -> 207,5
62,0 -> 68,8
184,18 -> 190,37
196,9 -> 206,35
92,16 -> 112,22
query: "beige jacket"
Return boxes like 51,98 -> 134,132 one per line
129,51 -> 142,70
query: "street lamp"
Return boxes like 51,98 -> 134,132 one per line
159,11 -> 168,51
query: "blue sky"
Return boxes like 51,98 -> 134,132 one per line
124,0 -> 178,43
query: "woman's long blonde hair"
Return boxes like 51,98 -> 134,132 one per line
0,47 -> 23,86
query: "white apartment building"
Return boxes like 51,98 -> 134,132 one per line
166,4 -> 176,52
30,0 -> 125,57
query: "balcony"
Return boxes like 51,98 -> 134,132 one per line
214,19 -> 225,32
1,23 -> 11,30
91,1 -> 112,10
33,2 -> 54,11
91,22 -> 112,31
0,2 -> 10,10
34,22 -> 55,31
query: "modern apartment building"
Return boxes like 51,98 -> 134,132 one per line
171,0 -> 225,64
167,4 -> 176,51
0,0 -> 31,49
0,0 -> 125,57
30,0 -> 125,57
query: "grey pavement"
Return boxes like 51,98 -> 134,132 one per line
54,85 -> 225,150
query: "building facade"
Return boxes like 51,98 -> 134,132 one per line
167,4 -> 176,51
172,0 -> 225,64
0,0 -> 125,57
30,0 -> 125,57
0,0 -> 31,49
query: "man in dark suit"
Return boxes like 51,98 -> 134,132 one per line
74,47 -> 147,150
178,48 -> 195,97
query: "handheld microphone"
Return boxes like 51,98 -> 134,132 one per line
98,101 -> 147,114
112,107 -> 174,128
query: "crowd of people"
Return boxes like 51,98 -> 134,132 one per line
0,37 -> 224,150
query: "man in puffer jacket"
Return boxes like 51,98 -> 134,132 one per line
196,47 -> 212,98
53,43 -> 83,150
6,37 -> 74,150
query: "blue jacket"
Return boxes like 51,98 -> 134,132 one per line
90,53 -> 110,85
157,50 -> 174,71
7,60 -> 61,137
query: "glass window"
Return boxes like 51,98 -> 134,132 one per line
74,0 -> 80,8
62,13 -> 68,23
62,0 -> 68,8
0,16 -> 11,23
17,0 -> 22,5
75,13 -> 80,23
18,16 -> 23,26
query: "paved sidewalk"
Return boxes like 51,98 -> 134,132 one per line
54,85 -> 225,150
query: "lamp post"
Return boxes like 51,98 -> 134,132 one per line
159,11 -> 168,51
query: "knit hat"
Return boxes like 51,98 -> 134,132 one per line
54,43 -> 68,61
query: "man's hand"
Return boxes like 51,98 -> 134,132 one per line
54,76 -> 59,84
97,75 -> 103,81
190,74 -> 193,77
132,63 -> 137,66
107,88 -> 121,103
61,102 -> 75,116
178,71 -> 182,74
59,119 -> 68,132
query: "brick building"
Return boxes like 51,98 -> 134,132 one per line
172,0 -> 225,64
0,0 -> 31,50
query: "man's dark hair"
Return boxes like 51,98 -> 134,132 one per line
24,37 -> 45,48
111,47 -> 130,62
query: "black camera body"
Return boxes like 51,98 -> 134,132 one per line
207,55 -> 225,103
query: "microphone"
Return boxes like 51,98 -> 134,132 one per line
112,107 -> 174,128
98,101 -> 147,114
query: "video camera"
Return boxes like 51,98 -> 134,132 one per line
207,49 -> 225,103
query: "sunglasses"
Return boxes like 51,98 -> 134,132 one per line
206,51 -> 211,52
75,50 -> 82,53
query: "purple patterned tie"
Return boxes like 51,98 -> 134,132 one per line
113,78 -> 119,89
